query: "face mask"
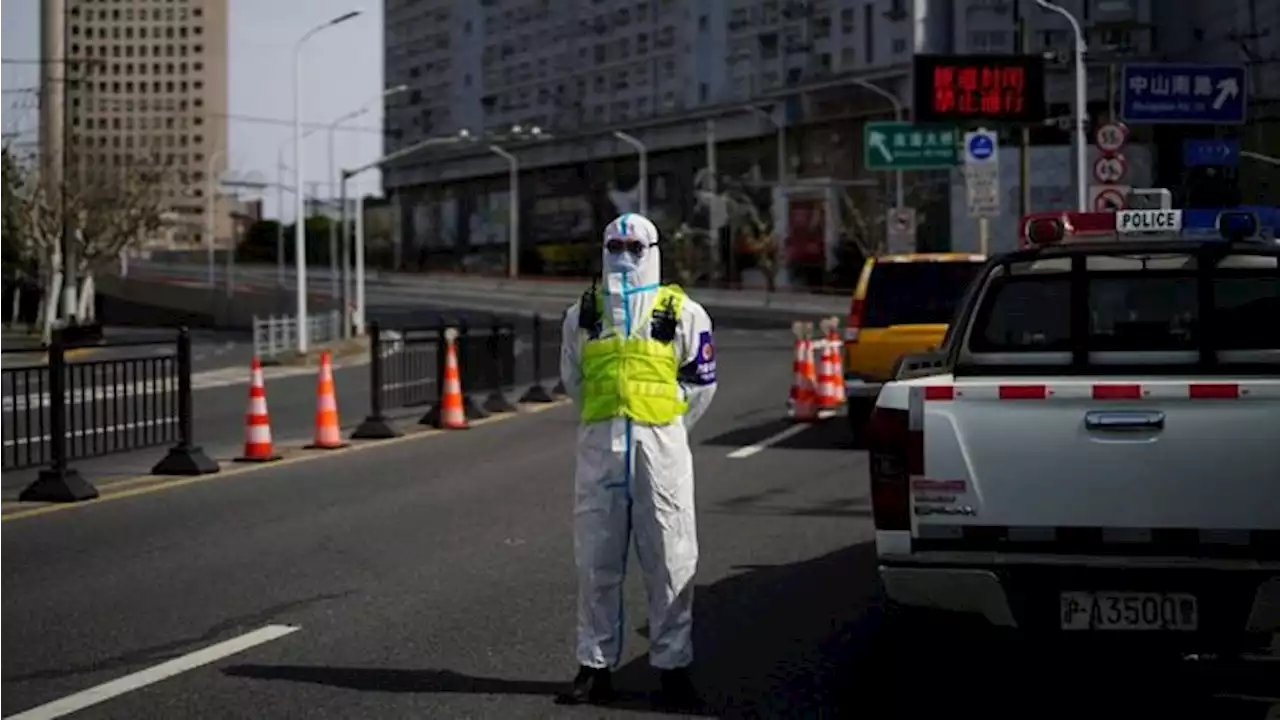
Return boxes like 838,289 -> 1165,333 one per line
606,252 -> 639,274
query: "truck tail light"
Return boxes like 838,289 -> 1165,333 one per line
866,406 -> 921,531
846,297 -> 864,343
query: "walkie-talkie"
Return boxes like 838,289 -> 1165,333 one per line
650,293 -> 677,343
578,278 -> 600,338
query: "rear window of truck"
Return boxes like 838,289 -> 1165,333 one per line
863,261 -> 984,328
967,253 -> 1280,355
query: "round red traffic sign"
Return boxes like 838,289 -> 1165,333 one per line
1094,188 -> 1127,212
1095,122 -> 1128,153
1093,154 -> 1128,184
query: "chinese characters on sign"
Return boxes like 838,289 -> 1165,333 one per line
913,54 -> 1048,124
863,122 -> 957,171
937,66 -> 1024,115
1119,64 -> 1248,124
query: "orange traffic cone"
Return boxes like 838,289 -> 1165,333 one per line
237,357 -> 281,462
826,316 -> 846,404
790,323 -> 820,422
438,328 -> 469,430
816,319 -> 841,413
788,321 -> 807,410
306,351 -> 348,450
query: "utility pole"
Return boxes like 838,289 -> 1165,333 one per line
1015,0 -> 1032,219
40,0 -> 78,324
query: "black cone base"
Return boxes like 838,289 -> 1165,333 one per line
483,390 -> 518,414
462,394 -> 490,420
351,415 -> 401,440
418,405 -> 440,427
19,468 -> 99,503
519,383 -> 555,404
151,444 -> 220,476
551,380 -> 568,397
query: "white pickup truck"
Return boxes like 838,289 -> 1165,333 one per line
869,209 -> 1280,653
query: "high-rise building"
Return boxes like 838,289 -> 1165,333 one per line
381,0 -> 1267,273
64,0 -> 229,247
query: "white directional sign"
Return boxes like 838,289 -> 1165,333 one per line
885,207 -> 918,254
1117,209 -> 1183,234
1094,122 -> 1129,153
962,130 -> 1001,219
1093,154 -> 1128,184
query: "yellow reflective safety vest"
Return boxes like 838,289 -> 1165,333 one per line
579,285 -> 687,426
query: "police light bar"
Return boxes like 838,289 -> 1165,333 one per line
1020,210 -> 1265,247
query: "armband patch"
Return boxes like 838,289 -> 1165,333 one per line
683,331 -> 716,385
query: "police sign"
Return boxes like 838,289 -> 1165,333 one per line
1117,209 -> 1183,233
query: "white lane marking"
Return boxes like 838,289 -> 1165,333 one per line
726,423 -> 811,459
4,624 -> 300,720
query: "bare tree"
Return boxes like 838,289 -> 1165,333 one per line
2,145 -> 174,342
837,177 -> 946,259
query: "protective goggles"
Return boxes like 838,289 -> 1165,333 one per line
605,238 -> 655,255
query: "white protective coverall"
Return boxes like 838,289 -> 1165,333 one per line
559,213 -> 717,671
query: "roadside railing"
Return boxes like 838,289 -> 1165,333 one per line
1,327 -> 218,503
352,313 -> 565,439
252,311 -> 343,361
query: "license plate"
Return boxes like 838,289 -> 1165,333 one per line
1060,591 -> 1198,631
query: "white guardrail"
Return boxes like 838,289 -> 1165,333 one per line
252,311 -> 343,360
251,311 -> 405,360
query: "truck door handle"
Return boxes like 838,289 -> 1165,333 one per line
1084,410 -> 1165,431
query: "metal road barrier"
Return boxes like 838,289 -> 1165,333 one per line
2,327 -> 218,502
352,314 -> 565,439
252,311 -> 342,360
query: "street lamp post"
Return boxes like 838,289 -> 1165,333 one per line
292,9 -> 361,354
339,129 -> 475,336
849,79 -> 905,209
612,131 -> 648,214
746,105 -> 788,195
331,84 -> 409,330
1035,0 -> 1088,212
489,145 -> 520,279
203,149 -> 225,288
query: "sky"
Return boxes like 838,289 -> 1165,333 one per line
1,0 -> 385,222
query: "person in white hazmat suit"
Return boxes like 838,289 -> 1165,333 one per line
555,213 -> 717,709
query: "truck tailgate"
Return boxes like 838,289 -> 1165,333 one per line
915,378 -> 1280,533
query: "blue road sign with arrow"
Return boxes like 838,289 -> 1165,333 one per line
1121,64 -> 1248,125
965,132 -> 995,162
1183,138 -> 1240,167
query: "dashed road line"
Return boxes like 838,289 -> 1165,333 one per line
3,625 -> 301,720
726,423 -> 812,459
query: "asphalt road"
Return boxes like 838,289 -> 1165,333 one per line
4,331 -> 1277,720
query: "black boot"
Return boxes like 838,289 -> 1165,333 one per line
655,667 -> 700,710
554,665 -> 615,705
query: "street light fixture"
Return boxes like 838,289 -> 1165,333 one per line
292,8 -> 362,354
484,125 -> 551,280
1034,0 -> 1088,212
848,80 -> 906,210
744,105 -> 788,197
331,84 -> 410,320
339,128 -> 475,336
612,131 -> 648,215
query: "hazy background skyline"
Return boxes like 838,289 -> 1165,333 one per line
1,0 -> 385,221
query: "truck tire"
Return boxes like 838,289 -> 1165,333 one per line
847,397 -> 873,441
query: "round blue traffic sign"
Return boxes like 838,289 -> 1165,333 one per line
967,133 -> 995,161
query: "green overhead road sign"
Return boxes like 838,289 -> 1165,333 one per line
864,122 -> 959,171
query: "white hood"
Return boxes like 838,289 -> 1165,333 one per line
601,212 -> 662,290
599,213 -> 663,336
